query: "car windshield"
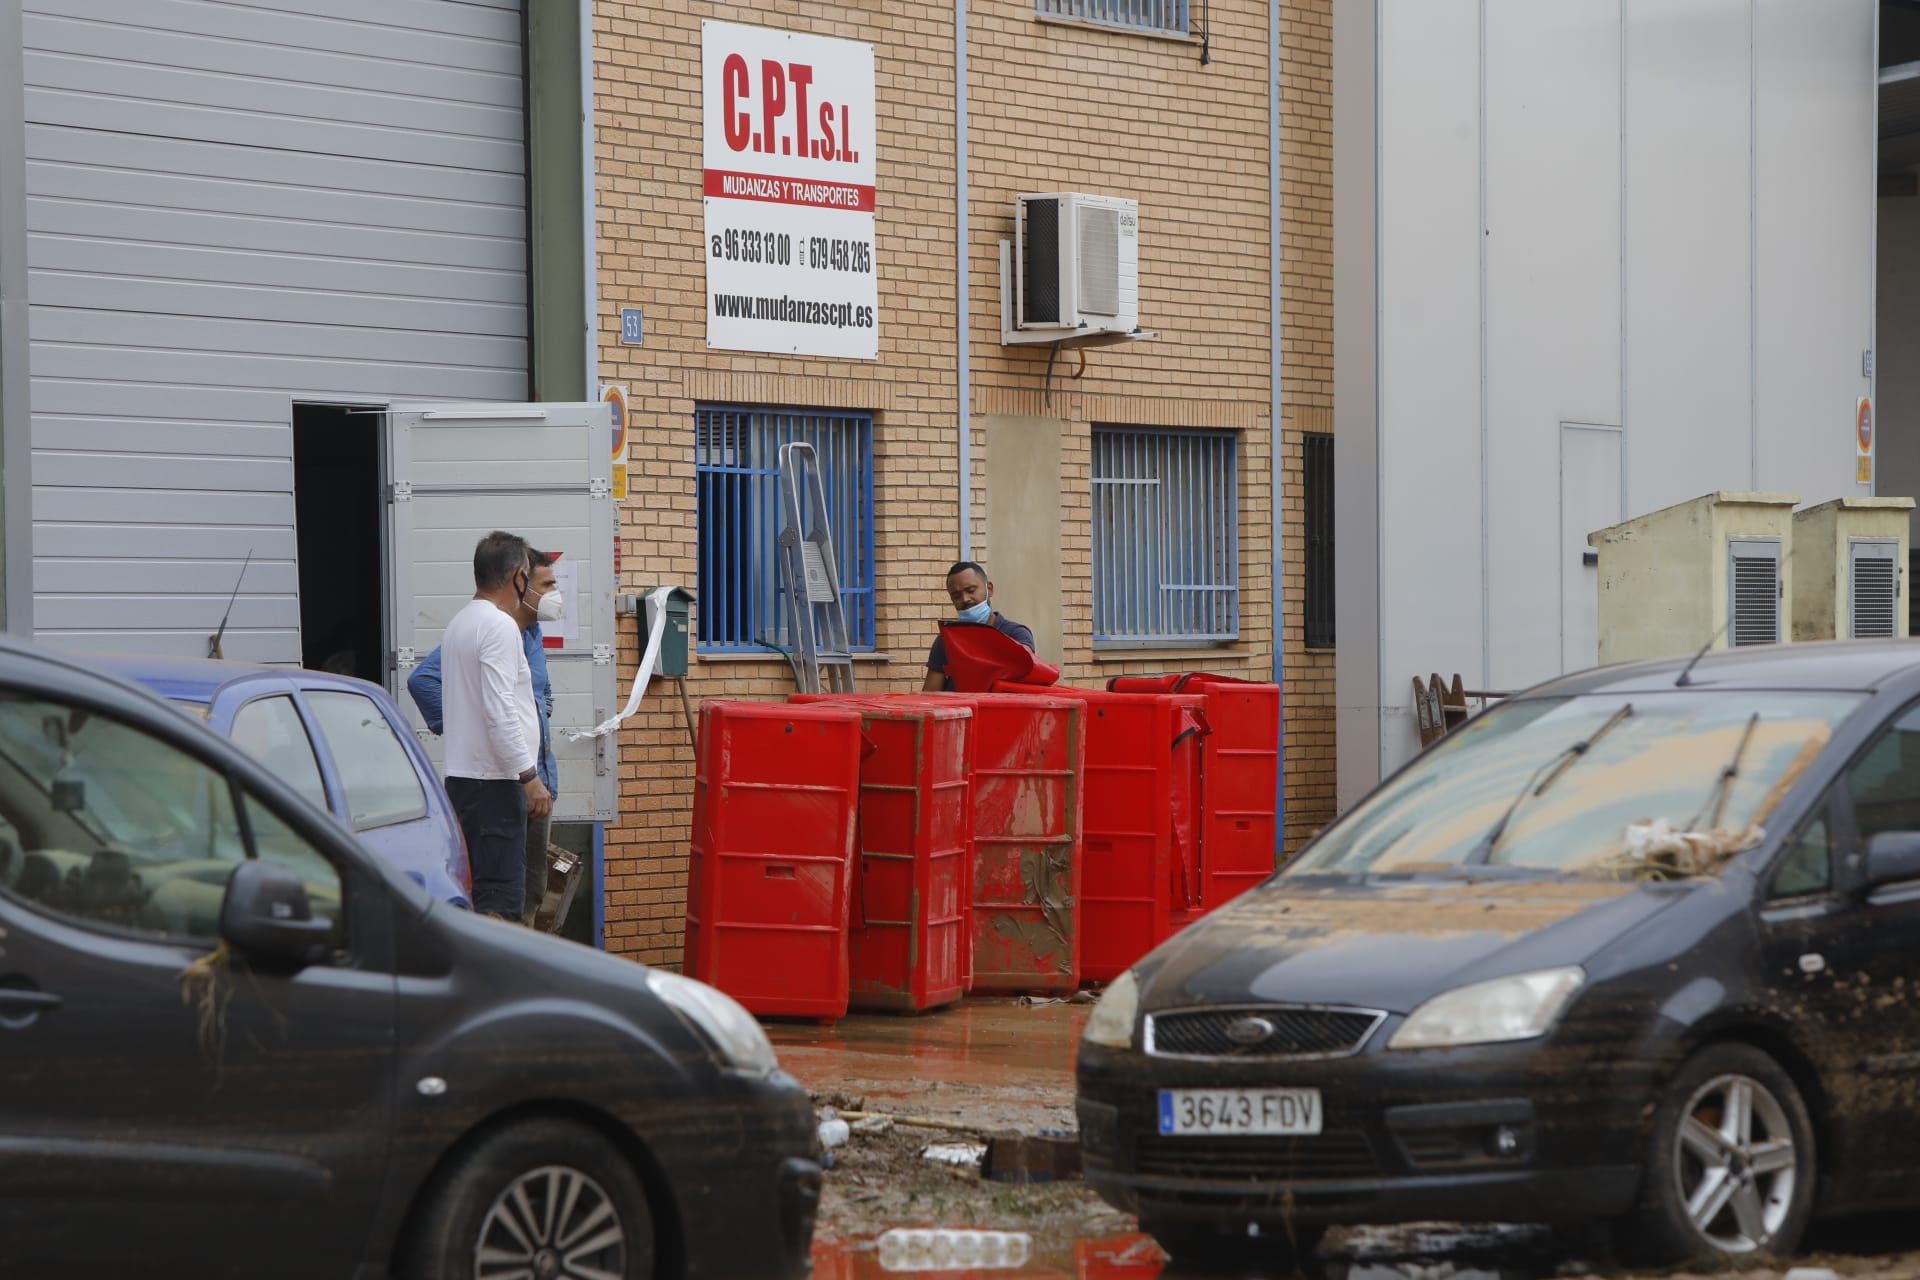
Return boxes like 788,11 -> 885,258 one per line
1289,690 -> 1862,878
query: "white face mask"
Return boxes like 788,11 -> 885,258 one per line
535,589 -> 564,623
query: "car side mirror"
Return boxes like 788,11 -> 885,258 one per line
1863,831 -> 1920,893
220,859 -> 334,967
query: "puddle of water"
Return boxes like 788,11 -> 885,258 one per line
770,997 -> 1090,1085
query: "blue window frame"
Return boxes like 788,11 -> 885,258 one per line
1035,0 -> 1188,36
695,405 -> 875,653
1091,425 -> 1239,646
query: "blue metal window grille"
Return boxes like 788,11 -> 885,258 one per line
1035,0 -> 1189,35
695,406 -> 876,653
1092,426 -> 1239,645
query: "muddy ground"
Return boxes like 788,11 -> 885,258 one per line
769,1000 -> 1920,1278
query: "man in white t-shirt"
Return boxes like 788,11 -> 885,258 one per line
440,531 -> 553,918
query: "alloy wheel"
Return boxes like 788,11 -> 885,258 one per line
1671,1072 -> 1799,1253
474,1164 -> 627,1280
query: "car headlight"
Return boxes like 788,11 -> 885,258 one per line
1082,970 -> 1140,1049
646,971 -> 778,1076
1388,966 -> 1585,1050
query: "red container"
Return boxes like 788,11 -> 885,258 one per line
685,700 -> 864,1019
1077,1233 -> 1167,1277
795,691 -> 1087,994
1108,672 -> 1281,910
949,692 -> 1084,993
998,684 -> 1206,982
843,700 -> 974,1012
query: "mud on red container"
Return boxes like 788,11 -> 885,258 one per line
998,683 -> 1205,983
1108,672 -> 1281,911
786,696 -> 973,1013
947,692 -> 1085,994
797,691 -> 1086,995
685,700 -> 864,1020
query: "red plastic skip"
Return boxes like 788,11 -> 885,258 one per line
809,698 -> 973,1012
797,691 -> 1086,994
685,700 -> 864,1019
946,692 -> 1084,993
1108,672 -> 1281,911
997,684 -> 1206,983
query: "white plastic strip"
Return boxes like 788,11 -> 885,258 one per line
567,586 -> 670,741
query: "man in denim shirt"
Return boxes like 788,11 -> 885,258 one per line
411,548 -> 561,922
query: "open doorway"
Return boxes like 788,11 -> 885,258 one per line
293,403 -> 384,682
1881,3 -> 1920,628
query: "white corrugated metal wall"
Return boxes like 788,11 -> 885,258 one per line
1338,0 -> 1878,804
22,0 -> 527,660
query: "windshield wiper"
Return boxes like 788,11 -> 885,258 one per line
1685,711 -> 1761,831
1465,702 -> 1634,865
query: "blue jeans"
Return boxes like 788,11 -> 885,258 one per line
445,776 -> 528,919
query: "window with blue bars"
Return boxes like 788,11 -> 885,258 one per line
1092,426 -> 1239,646
695,406 -> 875,653
1035,0 -> 1188,36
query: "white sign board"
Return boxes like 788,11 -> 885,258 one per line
702,20 -> 877,360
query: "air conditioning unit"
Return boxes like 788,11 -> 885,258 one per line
1013,192 -> 1139,335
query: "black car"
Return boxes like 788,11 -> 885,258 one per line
1079,640 -> 1920,1268
0,638 -> 819,1279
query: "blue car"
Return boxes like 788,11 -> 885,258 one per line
94,656 -> 472,909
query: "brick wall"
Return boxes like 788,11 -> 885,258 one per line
1277,0 -> 1334,851
591,0 -> 1332,966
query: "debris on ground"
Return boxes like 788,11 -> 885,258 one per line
849,1113 -> 893,1136
840,1108 -> 987,1135
921,1141 -> 987,1167
983,1129 -> 1081,1183
817,1108 -> 850,1151
814,1123 -> 1127,1244
1014,991 -> 1096,1008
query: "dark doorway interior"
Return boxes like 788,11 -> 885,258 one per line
293,404 -> 383,682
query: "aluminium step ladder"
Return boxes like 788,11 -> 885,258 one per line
777,441 -> 857,694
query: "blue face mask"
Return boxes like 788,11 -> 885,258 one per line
956,599 -> 992,625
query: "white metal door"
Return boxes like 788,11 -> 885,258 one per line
386,402 -> 616,822
1560,423 -> 1624,673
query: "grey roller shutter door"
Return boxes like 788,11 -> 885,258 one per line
22,0 -> 527,660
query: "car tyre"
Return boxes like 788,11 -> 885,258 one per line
1140,1218 -> 1325,1275
402,1116 -> 655,1280
1613,1042 -> 1816,1267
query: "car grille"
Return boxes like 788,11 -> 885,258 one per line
1145,1006 -> 1383,1059
1133,1131 -> 1378,1181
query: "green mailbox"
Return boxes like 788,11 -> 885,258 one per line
641,586 -> 695,677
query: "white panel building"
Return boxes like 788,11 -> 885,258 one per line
1336,0 -> 1879,806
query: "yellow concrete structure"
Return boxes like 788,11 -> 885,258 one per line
1790,497 -> 1915,641
1589,492 -> 1798,666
